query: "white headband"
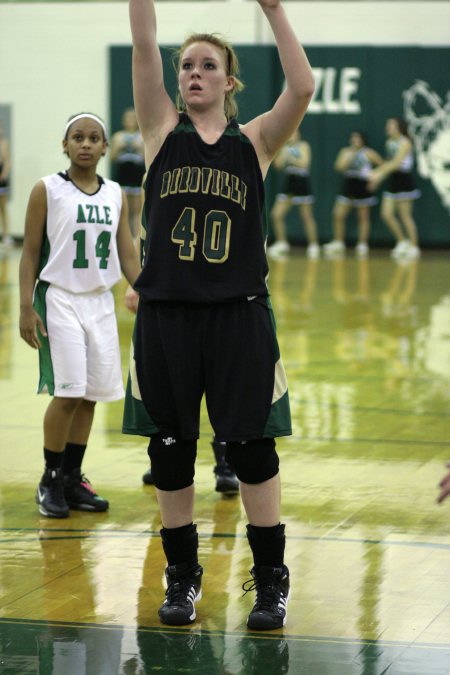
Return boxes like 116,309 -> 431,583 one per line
64,114 -> 108,140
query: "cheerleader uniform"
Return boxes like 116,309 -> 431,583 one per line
337,148 -> 378,207
114,132 -> 146,196
383,137 -> 421,200
276,143 -> 314,205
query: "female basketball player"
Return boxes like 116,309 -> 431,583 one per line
19,113 -> 141,519
368,117 -> 421,261
267,129 -> 320,259
129,0 -> 314,630
323,131 -> 382,258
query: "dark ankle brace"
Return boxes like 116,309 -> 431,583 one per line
160,523 -> 199,567
246,523 -> 286,570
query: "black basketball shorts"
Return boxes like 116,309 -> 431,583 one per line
133,297 -> 291,441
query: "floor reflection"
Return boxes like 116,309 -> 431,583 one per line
2,619 -> 450,674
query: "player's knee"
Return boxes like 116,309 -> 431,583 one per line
225,438 -> 279,484
148,434 -> 197,491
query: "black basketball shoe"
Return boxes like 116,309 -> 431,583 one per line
158,562 -> 203,626
244,565 -> 290,630
36,468 -> 69,518
211,440 -> 239,495
64,468 -> 109,512
142,467 -> 154,485
214,463 -> 239,495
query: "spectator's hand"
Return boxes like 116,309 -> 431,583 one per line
125,286 -> 139,314
437,464 -> 450,504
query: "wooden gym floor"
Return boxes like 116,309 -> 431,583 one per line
0,246 -> 449,674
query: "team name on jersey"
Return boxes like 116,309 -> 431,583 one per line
76,204 -> 113,225
160,166 -> 247,211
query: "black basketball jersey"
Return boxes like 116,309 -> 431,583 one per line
134,113 -> 269,302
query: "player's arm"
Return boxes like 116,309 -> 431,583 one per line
117,189 -> 141,288
19,181 -> 48,349
129,0 -> 178,164
242,0 -> 314,176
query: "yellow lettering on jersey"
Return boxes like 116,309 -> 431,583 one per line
240,182 -> 247,210
161,172 -> 170,198
178,167 -> 190,193
160,166 -> 247,211
230,175 -> 241,205
169,168 -> 181,194
189,167 -> 200,193
211,169 -> 220,196
220,172 -> 230,199
201,168 -> 212,194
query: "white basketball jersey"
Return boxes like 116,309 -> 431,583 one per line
39,172 -> 123,293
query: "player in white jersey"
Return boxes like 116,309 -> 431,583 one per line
368,117 -> 421,261
19,113 -> 141,519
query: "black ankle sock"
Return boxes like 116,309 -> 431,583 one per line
160,523 -> 198,567
44,447 -> 64,471
62,443 -> 87,476
246,523 -> 286,570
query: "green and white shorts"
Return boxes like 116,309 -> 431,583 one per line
34,282 -> 124,402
